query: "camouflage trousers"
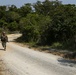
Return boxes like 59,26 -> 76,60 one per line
2,42 -> 6,50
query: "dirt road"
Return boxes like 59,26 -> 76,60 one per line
0,34 -> 76,75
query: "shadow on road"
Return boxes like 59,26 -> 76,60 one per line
58,58 -> 76,67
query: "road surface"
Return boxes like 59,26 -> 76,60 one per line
0,34 -> 76,75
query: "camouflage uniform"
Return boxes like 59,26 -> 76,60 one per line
1,32 -> 8,50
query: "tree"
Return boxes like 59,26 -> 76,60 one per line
19,13 -> 51,44
33,0 -> 62,15
0,6 -> 6,19
8,5 -> 18,12
6,11 -> 20,22
18,3 -> 32,17
8,21 -> 18,31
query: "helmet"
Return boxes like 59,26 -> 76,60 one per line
2,31 -> 6,34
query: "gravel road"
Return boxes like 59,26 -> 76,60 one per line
0,34 -> 76,75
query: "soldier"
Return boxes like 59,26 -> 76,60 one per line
1,32 -> 8,50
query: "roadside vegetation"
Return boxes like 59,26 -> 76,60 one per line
0,0 -> 76,53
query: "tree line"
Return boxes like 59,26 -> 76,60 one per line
0,0 -> 76,50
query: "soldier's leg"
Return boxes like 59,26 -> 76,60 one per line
4,42 -> 6,50
2,42 -> 6,50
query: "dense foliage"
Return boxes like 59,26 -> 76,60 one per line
0,0 -> 76,49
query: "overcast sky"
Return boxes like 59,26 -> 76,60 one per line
0,0 -> 76,8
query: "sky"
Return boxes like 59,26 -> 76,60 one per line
0,0 -> 76,8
